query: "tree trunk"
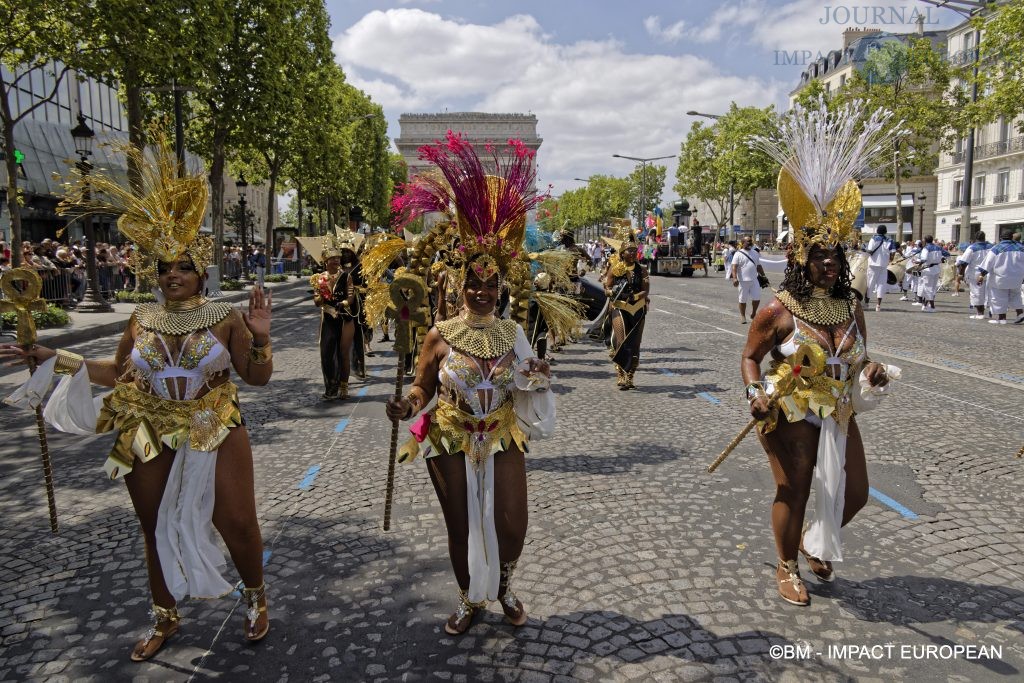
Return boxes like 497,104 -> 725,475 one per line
210,128 -> 228,269
1,92 -> 23,267
265,166 -> 277,250
124,73 -> 146,194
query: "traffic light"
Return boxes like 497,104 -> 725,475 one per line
13,149 -> 24,164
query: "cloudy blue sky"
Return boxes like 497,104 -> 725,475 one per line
324,0 -> 964,193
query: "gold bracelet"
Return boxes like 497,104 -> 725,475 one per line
249,340 -> 272,365
53,349 -> 84,376
404,386 -> 426,411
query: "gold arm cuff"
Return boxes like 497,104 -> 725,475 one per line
54,349 -> 85,376
404,385 -> 427,412
249,340 -> 272,365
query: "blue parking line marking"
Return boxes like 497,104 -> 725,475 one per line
939,359 -> 969,370
660,369 -> 677,376
356,386 -> 369,398
263,550 -> 272,566
335,418 -> 349,433
297,465 -> 321,491
696,392 -> 721,405
998,373 -> 1024,384
869,486 -> 918,520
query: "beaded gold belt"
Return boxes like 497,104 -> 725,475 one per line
97,381 -> 242,479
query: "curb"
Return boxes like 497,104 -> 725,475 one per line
25,280 -> 312,349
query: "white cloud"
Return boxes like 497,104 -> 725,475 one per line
643,15 -> 687,44
334,9 -> 785,194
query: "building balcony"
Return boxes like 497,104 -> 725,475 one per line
974,136 -> 1024,161
994,194 -> 1009,204
952,151 -> 965,164
951,199 -> 963,209
973,196 -> 986,206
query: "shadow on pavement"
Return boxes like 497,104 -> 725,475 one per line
528,441 -> 686,475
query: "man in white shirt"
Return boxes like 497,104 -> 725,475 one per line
977,229 -> 1024,324
955,231 -> 992,319
731,236 -> 766,324
864,225 -> 896,312
912,235 -> 944,312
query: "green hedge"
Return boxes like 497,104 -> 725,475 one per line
221,279 -> 245,291
2,304 -> 71,330
115,290 -> 157,303
264,274 -> 288,283
300,268 -> 315,276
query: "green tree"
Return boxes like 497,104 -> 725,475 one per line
841,37 -> 951,239
675,122 -> 730,227
0,0 -> 82,264
969,0 -> 1024,132
77,0 -> 231,188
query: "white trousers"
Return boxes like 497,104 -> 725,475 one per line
919,269 -> 940,300
968,276 -> 988,307
737,279 -> 761,303
866,266 -> 888,301
989,287 -> 1023,315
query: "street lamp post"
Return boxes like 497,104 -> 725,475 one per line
70,115 -> 112,313
236,174 -> 249,278
611,153 -> 674,233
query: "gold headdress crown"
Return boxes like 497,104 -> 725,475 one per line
752,97 -> 900,264
57,135 -> 211,279
321,233 -> 342,261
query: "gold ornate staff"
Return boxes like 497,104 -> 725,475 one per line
708,343 -> 826,474
0,268 -> 58,532
382,271 -> 427,531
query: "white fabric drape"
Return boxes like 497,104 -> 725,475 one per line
465,454 -> 499,603
157,445 -> 232,600
803,417 -> 848,562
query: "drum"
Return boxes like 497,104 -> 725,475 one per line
887,255 -> 908,285
848,252 -> 868,301
576,277 -> 608,322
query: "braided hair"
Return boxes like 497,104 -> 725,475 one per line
779,243 -> 854,301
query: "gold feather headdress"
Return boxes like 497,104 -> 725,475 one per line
751,97 -> 900,264
57,136 -> 211,280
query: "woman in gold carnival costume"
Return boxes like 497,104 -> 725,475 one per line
310,232 -> 361,400
742,99 -> 900,606
384,132 -> 579,635
602,222 -> 650,390
1,141 -> 272,659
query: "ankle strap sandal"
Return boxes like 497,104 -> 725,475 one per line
242,583 -> 270,642
131,604 -> 180,662
444,589 -> 486,636
499,560 -> 527,626
776,559 -> 809,606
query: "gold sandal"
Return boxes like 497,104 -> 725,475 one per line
799,544 -> 835,583
242,583 -> 270,642
130,604 -> 180,662
776,560 -> 810,606
499,560 -> 527,627
444,589 -> 485,636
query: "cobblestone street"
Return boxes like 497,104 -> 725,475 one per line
1,274 -> 1022,682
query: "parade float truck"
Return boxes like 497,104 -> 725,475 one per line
653,243 -> 708,277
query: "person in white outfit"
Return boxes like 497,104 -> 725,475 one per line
901,240 -> 921,301
913,235 -> 944,312
864,225 -> 896,311
977,229 -> 1024,324
724,240 -> 738,281
956,232 -> 992,319
731,236 -> 766,324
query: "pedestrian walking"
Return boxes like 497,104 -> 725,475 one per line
731,236 -> 766,324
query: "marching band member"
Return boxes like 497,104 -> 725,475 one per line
912,235 -> 944,313
864,225 -> 896,312
977,229 -> 1024,325
956,231 -> 992,319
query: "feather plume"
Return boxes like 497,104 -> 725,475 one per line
751,97 -> 900,215
528,249 -> 576,292
361,235 -> 407,284
533,290 -> 585,342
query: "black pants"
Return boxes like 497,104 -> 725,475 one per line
319,314 -> 345,391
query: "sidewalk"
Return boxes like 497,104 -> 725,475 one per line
1,278 -> 312,350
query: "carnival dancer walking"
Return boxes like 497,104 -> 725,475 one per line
311,234 -> 350,399
603,223 -> 650,390
1,141 -> 272,659
745,98 -> 897,606
385,132 -> 572,635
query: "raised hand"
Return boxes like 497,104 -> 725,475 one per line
0,343 -> 54,367
242,287 -> 272,341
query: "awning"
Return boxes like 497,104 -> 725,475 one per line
777,230 -> 789,241
861,193 -> 916,208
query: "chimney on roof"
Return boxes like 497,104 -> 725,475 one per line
843,27 -> 882,49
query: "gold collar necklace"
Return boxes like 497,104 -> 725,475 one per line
136,295 -> 233,336
776,289 -> 852,327
436,312 -> 516,359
